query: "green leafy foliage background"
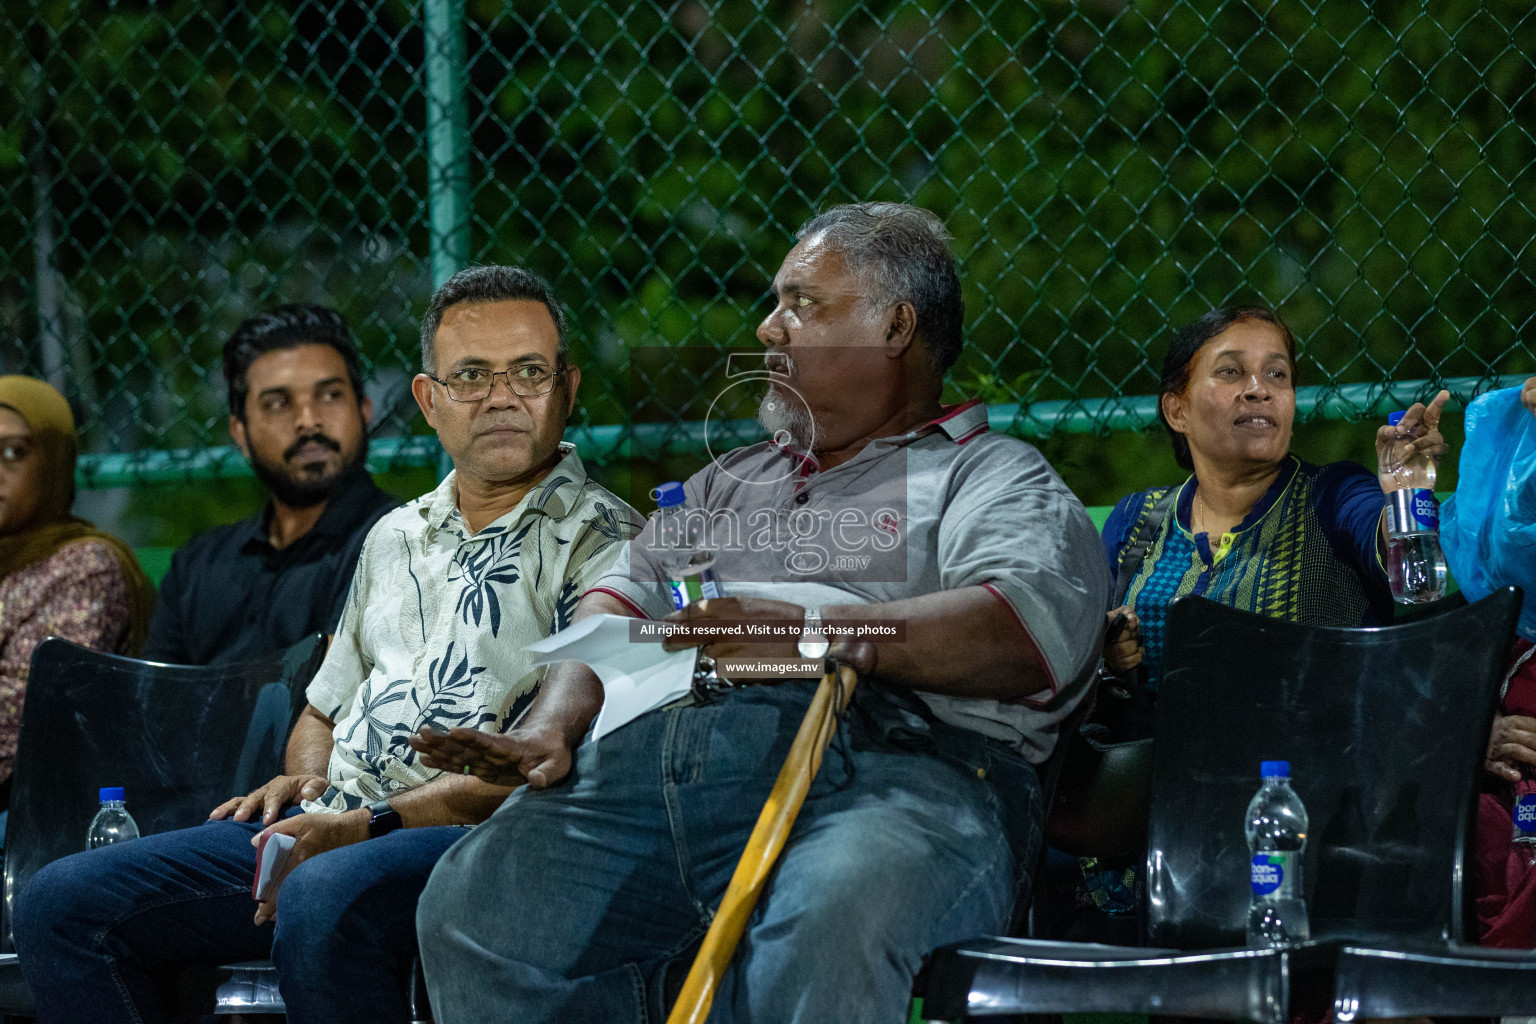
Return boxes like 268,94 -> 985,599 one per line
2,0 -> 1530,540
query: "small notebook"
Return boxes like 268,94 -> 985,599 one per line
251,831 -> 296,901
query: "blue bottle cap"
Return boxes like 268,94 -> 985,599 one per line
1260,761 -> 1290,778
1387,411 -> 1407,427
99,786 -> 125,802
652,482 -> 686,508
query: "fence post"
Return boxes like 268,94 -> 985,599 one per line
424,0 -> 469,479
24,21 -> 67,393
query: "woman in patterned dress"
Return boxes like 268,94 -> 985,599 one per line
1102,306 -> 1448,700
1062,307 -> 1449,928
0,376 -> 154,802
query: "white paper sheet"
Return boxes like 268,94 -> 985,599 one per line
526,614 -> 696,741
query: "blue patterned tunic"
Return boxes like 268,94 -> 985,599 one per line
1103,455 -> 1393,693
1076,456 -> 1393,916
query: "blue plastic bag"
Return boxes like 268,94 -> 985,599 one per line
1442,385 -> 1536,641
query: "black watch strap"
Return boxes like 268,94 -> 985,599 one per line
366,798 -> 402,839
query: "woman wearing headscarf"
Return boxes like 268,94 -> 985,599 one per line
0,376 -> 154,799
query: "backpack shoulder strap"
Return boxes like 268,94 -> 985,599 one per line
1112,485 -> 1178,609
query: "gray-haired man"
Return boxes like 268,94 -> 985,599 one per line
412,204 -> 1110,1023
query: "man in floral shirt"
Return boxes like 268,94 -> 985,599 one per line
15,266 -> 642,1024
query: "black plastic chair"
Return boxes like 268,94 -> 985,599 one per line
0,634 -> 326,1017
923,587 -> 1521,1023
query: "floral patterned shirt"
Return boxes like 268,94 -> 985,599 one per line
0,540 -> 133,782
302,444 -> 642,812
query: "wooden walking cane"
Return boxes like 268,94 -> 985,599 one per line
665,659 -> 861,1024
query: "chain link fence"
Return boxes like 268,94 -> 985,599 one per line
4,0 -> 1533,491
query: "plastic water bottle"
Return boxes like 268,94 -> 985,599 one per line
1246,761 -> 1310,947
652,482 -> 723,610
87,787 -> 140,850
1382,409 -> 1447,605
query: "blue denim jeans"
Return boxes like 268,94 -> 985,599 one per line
417,680 -> 1042,1024
13,813 -> 468,1024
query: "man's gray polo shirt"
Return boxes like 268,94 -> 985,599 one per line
589,400 -> 1110,763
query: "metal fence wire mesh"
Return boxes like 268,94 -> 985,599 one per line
4,0 -> 1533,486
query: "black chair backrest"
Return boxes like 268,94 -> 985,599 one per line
1144,588 -> 1519,951
1,635 -> 327,952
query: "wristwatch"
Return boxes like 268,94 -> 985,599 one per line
366,798 -> 402,839
797,606 -> 830,660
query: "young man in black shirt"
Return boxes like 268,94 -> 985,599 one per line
141,306 -> 398,665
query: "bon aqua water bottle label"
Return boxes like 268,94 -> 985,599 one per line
1515,794 -> 1536,837
667,581 -> 688,611
1407,489 -> 1439,531
1387,488 -> 1439,536
667,573 -> 720,609
1251,852 -> 1299,898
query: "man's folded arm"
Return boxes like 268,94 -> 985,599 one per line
822,586 -> 1050,702
513,589 -> 640,748
914,459 -> 1111,705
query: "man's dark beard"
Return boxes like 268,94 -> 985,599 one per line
249,432 -> 368,509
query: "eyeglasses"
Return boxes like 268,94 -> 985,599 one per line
428,365 -> 563,402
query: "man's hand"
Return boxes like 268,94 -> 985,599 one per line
658,596 -> 806,663
1486,713 -> 1536,783
209,774 -> 329,826
1522,376 -> 1536,420
1376,389 -> 1451,491
409,721 -> 570,790
250,809 -> 368,925
1103,606 -> 1142,674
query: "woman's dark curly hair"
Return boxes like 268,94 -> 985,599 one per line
1157,306 -> 1298,470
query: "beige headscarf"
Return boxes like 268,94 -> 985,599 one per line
0,376 -> 154,653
